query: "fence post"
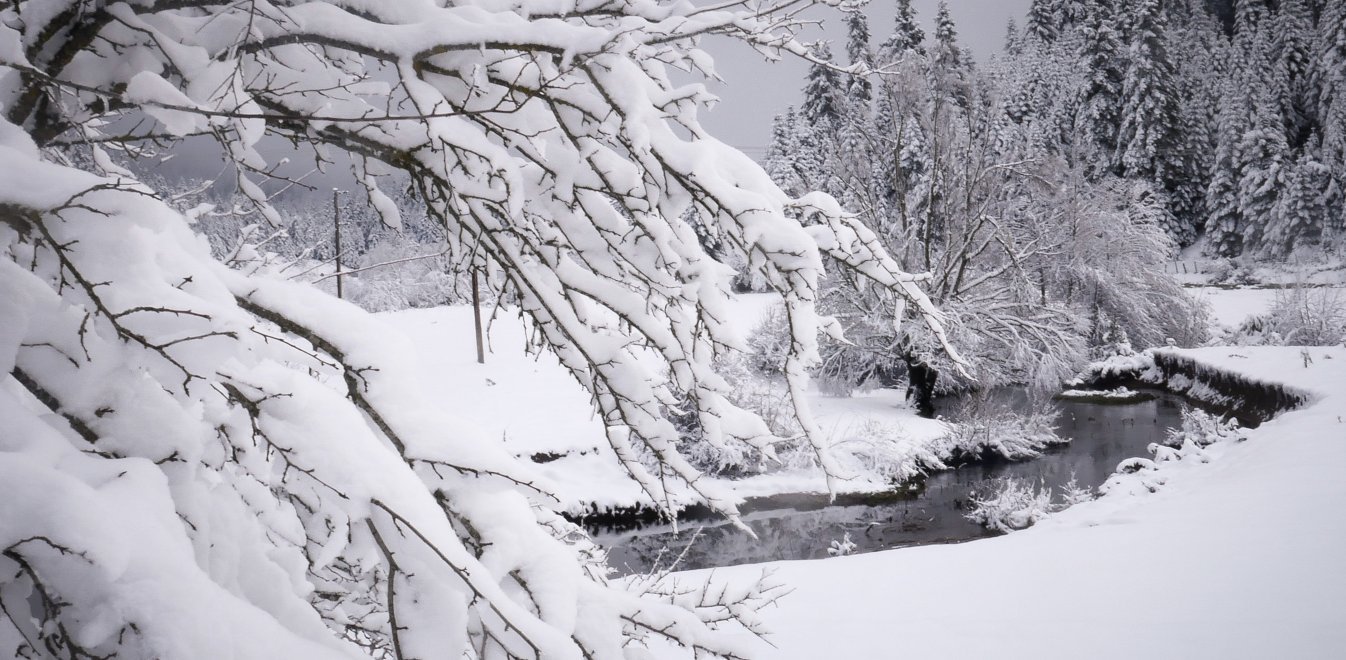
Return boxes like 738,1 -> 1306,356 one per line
333,188 -> 344,300
472,267 -> 485,364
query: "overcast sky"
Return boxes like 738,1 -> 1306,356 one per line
698,0 -> 1032,159
158,1 -> 1029,197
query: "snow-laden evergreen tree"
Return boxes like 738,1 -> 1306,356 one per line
1237,82 -> 1291,252
1314,0 -> 1346,117
765,107 -> 810,198
1264,145 -> 1334,256
0,1 -> 970,657
1206,77 -> 1253,257
1274,0 -> 1316,147
1028,0 -> 1065,42
1005,18 -> 1024,56
1076,0 -> 1126,177
929,2 -> 971,110
1318,97 -> 1346,242
803,41 -> 846,132
1116,0 -> 1189,243
1316,0 -> 1346,239
844,10 -> 874,109
879,0 -> 927,62
1164,3 -> 1225,239
872,0 -> 930,250
919,2 -> 975,268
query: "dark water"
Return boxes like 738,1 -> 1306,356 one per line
595,391 -> 1188,575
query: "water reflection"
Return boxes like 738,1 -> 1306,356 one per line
595,391 -> 1188,575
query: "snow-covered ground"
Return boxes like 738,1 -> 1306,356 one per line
383,295 -> 947,515
1187,286 -> 1279,327
651,344 -> 1346,659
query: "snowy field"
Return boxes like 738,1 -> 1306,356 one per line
1187,286 -> 1279,327
649,344 -> 1346,659
384,295 -> 948,515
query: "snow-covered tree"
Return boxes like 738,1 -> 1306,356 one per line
1206,78 -> 1252,257
1028,0 -> 1065,43
1264,146 -> 1334,256
1075,0 -> 1126,177
802,41 -> 846,131
843,10 -> 874,109
0,1 -> 966,657
1116,0 -> 1187,241
1316,1 -> 1346,239
1273,0 -> 1315,146
929,2 -> 971,110
878,0 -> 927,63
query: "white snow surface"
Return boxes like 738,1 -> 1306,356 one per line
383,295 -> 948,514
652,345 -> 1346,659
1187,286 -> 1279,327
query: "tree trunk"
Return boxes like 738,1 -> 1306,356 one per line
904,357 -> 939,419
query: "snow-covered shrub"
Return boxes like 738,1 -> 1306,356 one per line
1059,475 -> 1095,506
1207,258 -> 1259,286
827,533 -> 857,557
1069,350 -> 1159,386
942,395 -> 1067,461
1088,312 -> 1137,361
965,478 -> 1057,532
820,418 -> 952,485
965,473 -> 1097,532
1215,313 -> 1279,346
1266,286 -> 1346,345
1162,408 -> 1247,450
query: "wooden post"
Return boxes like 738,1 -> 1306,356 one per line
472,267 -> 485,364
333,189 -> 344,300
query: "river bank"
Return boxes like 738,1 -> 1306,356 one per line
651,345 -> 1346,659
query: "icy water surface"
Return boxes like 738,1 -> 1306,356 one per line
593,391 -> 1188,575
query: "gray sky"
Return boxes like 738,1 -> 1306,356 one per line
698,0 -> 1031,159
157,1 -> 1029,195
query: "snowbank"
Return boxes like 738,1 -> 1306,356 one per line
655,346 -> 1346,658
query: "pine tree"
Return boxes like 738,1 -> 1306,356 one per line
1233,0 -> 1269,39
1237,83 -> 1289,251
1321,97 -> 1346,241
765,107 -> 806,196
873,0 -> 929,252
1205,79 -> 1250,257
1116,0 -> 1187,239
929,2 -> 970,109
803,41 -> 846,138
844,10 -> 874,108
1004,18 -> 1023,55
1315,0 -> 1346,115
1028,0 -> 1063,42
1265,145 -> 1332,256
1315,0 -> 1346,238
878,0 -> 926,64
1076,0 -> 1125,177
1273,0 -> 1315,147
1164,3 -> 1226,243
1059,0 -> 1089,30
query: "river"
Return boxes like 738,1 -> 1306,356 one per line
593,390 -> 1190,575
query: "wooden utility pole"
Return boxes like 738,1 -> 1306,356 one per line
333,189 -> 344,299
472,267 -> 485,364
